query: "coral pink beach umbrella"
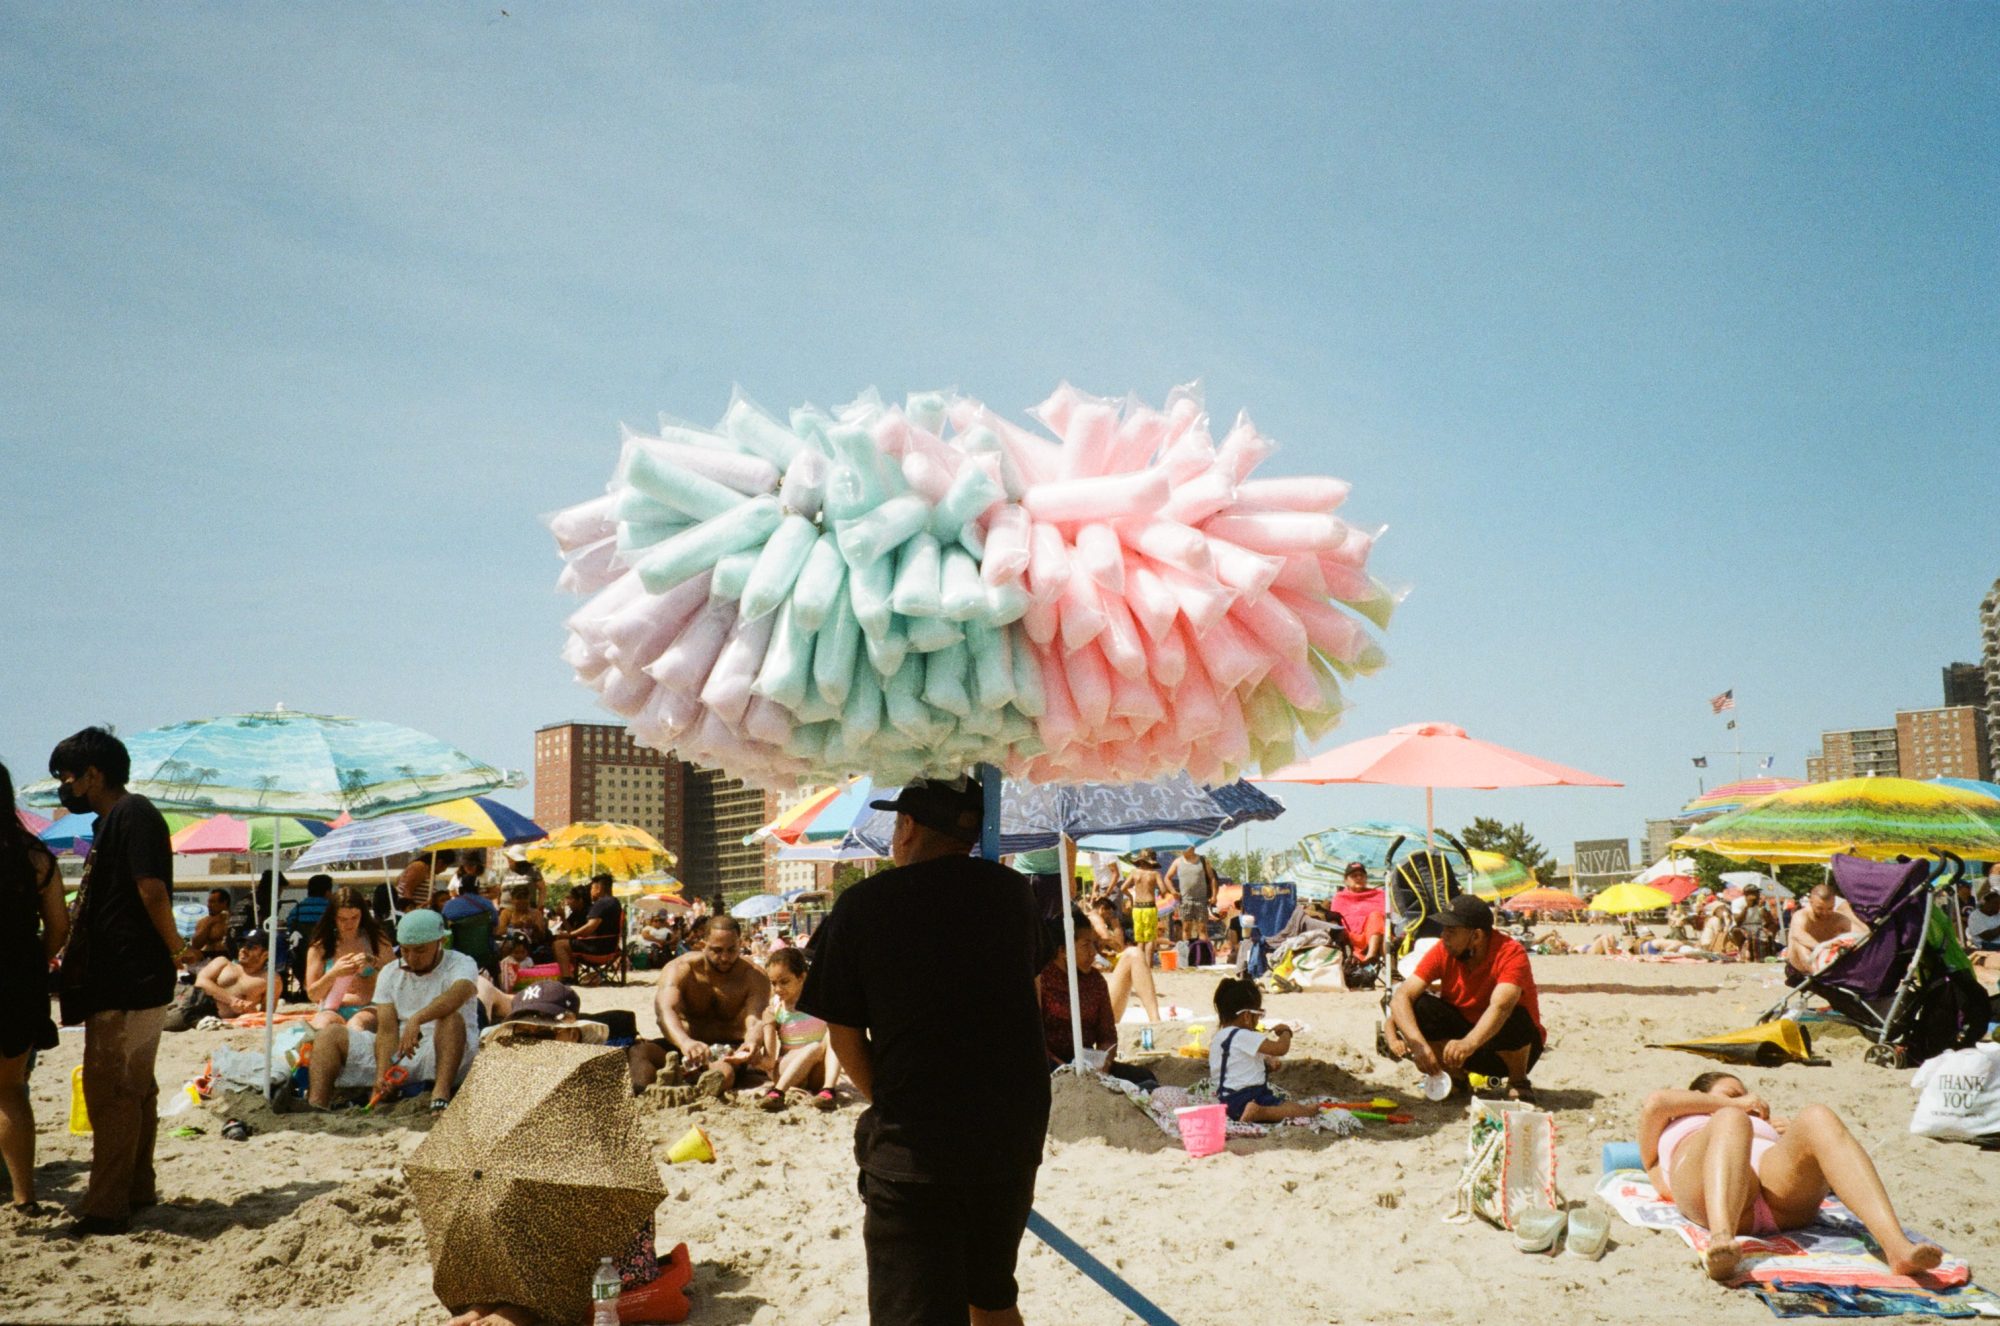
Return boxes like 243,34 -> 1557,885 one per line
1258,721 -> 1621,846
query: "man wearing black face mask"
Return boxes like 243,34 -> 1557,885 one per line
49,726 -> 184,1237
1383,894 -> 1546,1102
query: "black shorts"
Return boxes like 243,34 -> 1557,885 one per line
1411,992 -> 1545,1077
859,1168 -> 1038,1323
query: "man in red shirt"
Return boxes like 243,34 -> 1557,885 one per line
1383,894 -> 1546,1100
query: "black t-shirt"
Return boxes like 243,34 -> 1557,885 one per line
578,896 -> 622,949
61,793 -> 176,1019
798,854 -> 1054,1184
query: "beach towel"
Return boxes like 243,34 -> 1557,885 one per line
1119,1003 -> 1207,1025
1753,1282 -> 2000,1318
1595,1169 -> 1971,1291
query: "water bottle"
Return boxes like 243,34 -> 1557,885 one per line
1139,1026 -> 1155,1052
591,1256 -> 621,1326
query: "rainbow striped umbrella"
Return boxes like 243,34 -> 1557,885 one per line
1680,777 -> 1805,821
15,807 -> 51,835
1674,777 -> 2000,864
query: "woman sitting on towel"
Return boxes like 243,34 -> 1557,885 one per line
1640,1071 -> 1945,1283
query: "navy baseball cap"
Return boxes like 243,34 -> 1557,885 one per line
870,775 -> 985,842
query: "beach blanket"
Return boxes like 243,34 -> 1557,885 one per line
1087,1073 -> 1359,1141
1595,1169 -> 1971,1291
1120,1003 -> 1208,1025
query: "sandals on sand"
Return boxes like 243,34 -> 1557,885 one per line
759,1089 -> 787,1112
1504,1079 -> 1539,1104
812,1089 -> 837,1111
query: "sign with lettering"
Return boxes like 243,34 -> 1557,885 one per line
1573,838 -> 1632,890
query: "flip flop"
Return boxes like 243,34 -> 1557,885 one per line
1505,1079 -> 1539,1104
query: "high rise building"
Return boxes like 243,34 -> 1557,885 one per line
1982,579 -> 2000,764
1814,727 -> 1900,780
532,722 -> 781,898
1944,662 -> 1987,711
1894,706 -> 1992,782
1642,817 -> 1695,866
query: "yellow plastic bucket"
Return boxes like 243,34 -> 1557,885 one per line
68,1065 -> 91,1136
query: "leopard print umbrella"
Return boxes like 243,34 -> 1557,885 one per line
405,1040 -> 665,1325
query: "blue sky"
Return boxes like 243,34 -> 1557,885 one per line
4,6 -> 1995,864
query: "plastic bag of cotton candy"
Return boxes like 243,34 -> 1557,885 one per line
546,383 -> 1398,786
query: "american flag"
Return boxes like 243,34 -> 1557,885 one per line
1710,689 -> 1736,715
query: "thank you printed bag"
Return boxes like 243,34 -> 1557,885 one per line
1448,1099 -> 1560,1229
1910,1044 -> 2000,1142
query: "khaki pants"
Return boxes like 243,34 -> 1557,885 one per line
81,1006 -> 166,1220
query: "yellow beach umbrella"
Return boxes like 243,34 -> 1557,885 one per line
1464,849 -> 1538,899
527,821 -> 676,881
1588,882 -> 1674,915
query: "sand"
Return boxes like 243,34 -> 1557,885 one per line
7,935 -> 1996,1325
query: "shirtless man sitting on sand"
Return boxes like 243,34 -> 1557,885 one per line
194,927 -> 277,1018
627,914 -> 770,1097
1785,880 -> 1868,984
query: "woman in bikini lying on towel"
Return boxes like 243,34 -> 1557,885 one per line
1639,1071 -> 1945,1283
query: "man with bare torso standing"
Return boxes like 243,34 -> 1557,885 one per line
628,914 -> 770,1096
1126,850 -> 1163,963
1169,844 -> 1217,943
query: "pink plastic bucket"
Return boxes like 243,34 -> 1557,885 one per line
515,963 -> 561,983
1175,1103 -> 1227,1158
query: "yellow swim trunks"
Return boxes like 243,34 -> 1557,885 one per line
1132,906 -> 1158,944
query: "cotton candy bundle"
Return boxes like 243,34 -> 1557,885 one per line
547,383 -> 1395,786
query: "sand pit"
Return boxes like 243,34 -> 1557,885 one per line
6,943 -> 1995,1325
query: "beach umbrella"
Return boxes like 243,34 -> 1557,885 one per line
424,796 -> 548,852
849,774 -> 1240,857
1501,887 -> 1587,914
20,707 -> 515,822
1633,854 -> 1699,885
611,872 -> 683,899
1464,850 -> 1538,899
292,812 -> 470,869
1649,875 -> 1700,904
1672,777 -> 2000,865
730,893 -> 788,920
169,813 -> 329,855
748,781 -> 851,846
14,807 -> 51,835
405,1040 -> 665,1326
36,812 -> 95,855
1588,882 -> 1674,915
1680,777 -> 1805,821
1260,721 -> 1620,846
793,777 -> 879,843
528,821 -> 675,881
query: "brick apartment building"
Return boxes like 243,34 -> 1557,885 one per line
1894,706 -> 1992,781
533,721 -> 796,898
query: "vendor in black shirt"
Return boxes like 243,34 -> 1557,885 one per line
799,774 -> 1053,1326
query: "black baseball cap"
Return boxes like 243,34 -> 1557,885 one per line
1438,894 -> 1494,931
1344,861 -> 1369,877
239,927 -> 271,950
870,775 -> 985,842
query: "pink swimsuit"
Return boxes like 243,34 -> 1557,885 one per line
1656,1112 -> 1784,1236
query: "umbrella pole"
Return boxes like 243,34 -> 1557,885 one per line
1058,833 -> 1087,1072
1425,787 -> 1435,852
263,816 -> 281,1102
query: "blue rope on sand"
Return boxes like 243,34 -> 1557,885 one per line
1026,1210 -> 1182,1326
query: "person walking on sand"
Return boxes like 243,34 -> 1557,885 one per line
1126,849 -> 1163,967
1,759 -> 69,1214
799,775 -> 1053,1326
1640,1071 -> 1946,1283
49,727 -> 185,1237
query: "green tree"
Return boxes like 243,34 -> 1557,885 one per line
1457,817 -> 1559,879
1214,849 -> 1271,885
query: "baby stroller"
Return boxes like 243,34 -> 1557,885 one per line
1760,852 -> 1988,1069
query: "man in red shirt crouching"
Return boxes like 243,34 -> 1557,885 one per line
1383,894 -> 1546,1102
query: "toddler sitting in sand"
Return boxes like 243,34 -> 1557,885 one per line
1209,976 -> 1315,1123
